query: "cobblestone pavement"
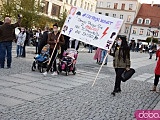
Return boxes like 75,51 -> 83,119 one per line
0,46 -> 159,120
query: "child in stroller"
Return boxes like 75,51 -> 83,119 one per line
58,48 -> 78,76
32,44 -> 50,73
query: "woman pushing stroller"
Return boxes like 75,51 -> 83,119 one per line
43,23 -> 65,76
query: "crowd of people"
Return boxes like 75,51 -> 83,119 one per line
0,16 -> 160,96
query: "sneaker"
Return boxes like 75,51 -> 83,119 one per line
51,72 -> 58,76
43,72 -> 48,76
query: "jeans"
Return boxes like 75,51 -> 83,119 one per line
17,45 -> 23,57
114,68 -> 126,91
100,50 -> 108,64
0,41 -> 12,68
46,49 -> 58,72
88,45 -> 93,53
35,42 -> 39,54
154,74 -> 160,86
149,52 -> 153,59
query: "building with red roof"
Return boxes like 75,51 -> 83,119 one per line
129,3 -> 160,43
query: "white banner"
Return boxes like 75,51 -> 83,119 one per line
62,7 -> 124,50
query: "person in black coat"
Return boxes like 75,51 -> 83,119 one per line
38,27 -> 49,54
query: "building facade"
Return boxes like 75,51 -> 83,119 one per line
96,0 -> 141,40
130,4 -> 160,43
42,0 -> 97,19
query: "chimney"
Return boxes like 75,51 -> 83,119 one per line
151,1 -> 154,7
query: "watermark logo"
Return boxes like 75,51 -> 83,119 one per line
135,110 -> 160,120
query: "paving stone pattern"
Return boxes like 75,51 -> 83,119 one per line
0,48 -> 159,120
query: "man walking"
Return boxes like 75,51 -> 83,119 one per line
0,16 -> 22,68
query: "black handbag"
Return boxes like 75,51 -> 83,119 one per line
121,68 -> 135,82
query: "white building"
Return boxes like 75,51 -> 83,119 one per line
130,4 -> 160,43
42,0 -> 97,19
96,0 -> 141,40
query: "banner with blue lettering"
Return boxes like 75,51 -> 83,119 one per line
61,7 -> 124,50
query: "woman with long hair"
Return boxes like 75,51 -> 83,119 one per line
110,35 -> 131,96
16,27 -> 26,57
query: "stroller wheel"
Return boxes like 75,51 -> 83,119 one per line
32,61 -> 36,71
73,71 -> 76,75
39,67 -> 44,73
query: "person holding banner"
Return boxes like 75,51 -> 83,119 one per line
110,36 -> 131,96
43,23 -> 65,76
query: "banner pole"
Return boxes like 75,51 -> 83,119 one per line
92,52 -> 109,87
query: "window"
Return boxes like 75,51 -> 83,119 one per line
90,5 -> 93,11
154,31 -> 159,37
70,0 -> 73,5
44,1 -> 49,14
100,1 -> 103,7
114,3 -> 118,9
121,3 -> 125,10
127,15 -> 131,22
107,2 -> 111,8
137,18 -> 143,24
51,4 -> 61,17
125,26 -> 129,33
132,28 -> 137,34
139,28 -> 144,35
105,13 -> 109,16
113,14 -> 116,17
74,0 -> 77,6
99,12 -> 102,14
80,0 -> 83,8
120,15 -> 123,19
84,2 -> 87,9
146,29 -> 150,36
129,4 -> 133,10
145,19 -> 151,25
87,3 -> 90,10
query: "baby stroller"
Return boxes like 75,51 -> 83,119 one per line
32,44 -> 50,73
58,48 -> 78,76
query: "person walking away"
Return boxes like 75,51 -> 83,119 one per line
150,43 -> 160,93
43,23 -> 64,76
38,27 -> 49,54
35,29 -> 42,54
16,27 -> 26,57
99,49 -> 108,65
149,43 -> 154,59
0,16 -> 22,68
109,35 -> 131,96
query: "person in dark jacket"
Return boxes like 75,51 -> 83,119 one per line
0,16 -> 21,68
38,27 -> 49,54
110,35 -> 131,96
43,23 -> 65,76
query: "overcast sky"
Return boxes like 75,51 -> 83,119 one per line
140,0 -> 160,4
